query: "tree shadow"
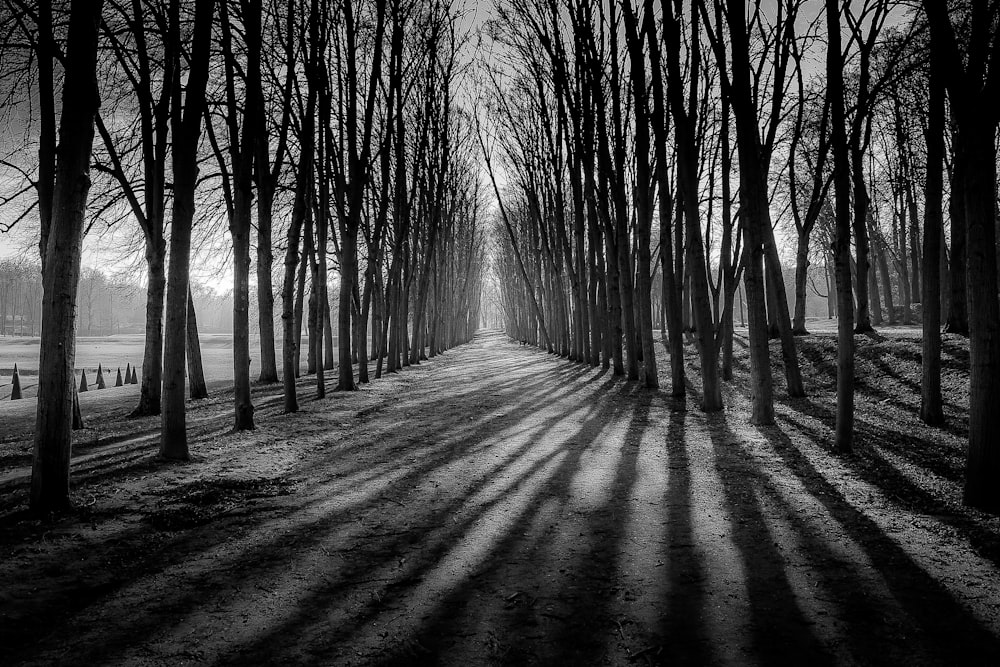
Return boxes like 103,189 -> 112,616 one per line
772,394 -> 1000,569
756,423 -> 1000,664
705,413 -> 836,665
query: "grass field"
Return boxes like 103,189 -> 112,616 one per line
0,333 -> 289,401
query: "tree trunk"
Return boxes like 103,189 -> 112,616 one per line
160,0 -> 214,460
792,230 -> 810,334
294,232 -> 308,376
722,0 -> 770,418
921,49 -> 944,426
868,235 -> 883,326
231,196 -> 255,428
827,0 -> 854,453
132,241 -> 165,416
31,0 -> 103,513
324,292 -> 335,370
826,254 -> 836,318
280,102 -> 312,411
898,196 -> 913,325
337,231 -> 358,390
850,145 -> 874,334
622,0 -> 658,388
256,190 -> 279,383
876,238 -> 896,324
961,120 -> 1000,512
763,242 -> 805,396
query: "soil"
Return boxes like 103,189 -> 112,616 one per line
1,328 -> 999,666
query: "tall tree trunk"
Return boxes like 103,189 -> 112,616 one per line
160,0 -> 215,460
868,230 -> 883,326
280,111 -> 312,411
850,144 -> 874,333
337,231 -> 358,389
658,192 -> 684,393
231,209 -> 255,427
961,120 -> 1000,511
921,47 -> 944,426
256,190 -> 278,383
294,234 -> 308,375
722,0 -> 770,418
132,241 -> 165,415
827,0 -> 854,452
31,0 -> 104,512
906,182 -> 922,305
622,0 -> 658,388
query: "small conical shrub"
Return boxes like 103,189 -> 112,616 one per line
80,368 -> 89,392
131,367 -> 138,384
73,384 -> 84,430
11,364 -> 22,400
115,367 -> 123,386
96,363 -> 106,389
125,363 -> 132,384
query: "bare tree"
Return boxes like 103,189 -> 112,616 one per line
31,0 -> 104,512
160,0 -> 216,460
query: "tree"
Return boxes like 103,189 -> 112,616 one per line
331,0 -> 388,391
253,0 -> 296,384
827,0 -> 855,453
844,0 -> 891,335
663,0 -> 721,410
215,0 -> 261,430
160,0 -> 216,460
621,0 -> 658,389
94,0 -> 174,417
30,0 -> 104,512
281,0 -> 319,413
642,0 -> 684,395
920,26 -> 944,426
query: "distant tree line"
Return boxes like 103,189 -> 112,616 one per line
0,258 -> 42,336
0,257 -> 256,337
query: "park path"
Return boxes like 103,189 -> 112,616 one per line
1,329 -> 999,666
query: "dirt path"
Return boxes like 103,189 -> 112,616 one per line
1,330 -> 999,665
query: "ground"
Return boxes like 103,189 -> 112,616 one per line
1,327 -> 999,666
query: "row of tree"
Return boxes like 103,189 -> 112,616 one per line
0,257 -> 267,337
485,0 -> 999,514
0,0 -> 486,512
0,258 -> 42,336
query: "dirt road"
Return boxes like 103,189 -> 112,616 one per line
1,330 -> 999,665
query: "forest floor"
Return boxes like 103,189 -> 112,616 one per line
1,327 -> 999,666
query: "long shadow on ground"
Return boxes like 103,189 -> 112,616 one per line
1,331 -> 998,666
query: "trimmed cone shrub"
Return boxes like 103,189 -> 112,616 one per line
11,364 -> 22,400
